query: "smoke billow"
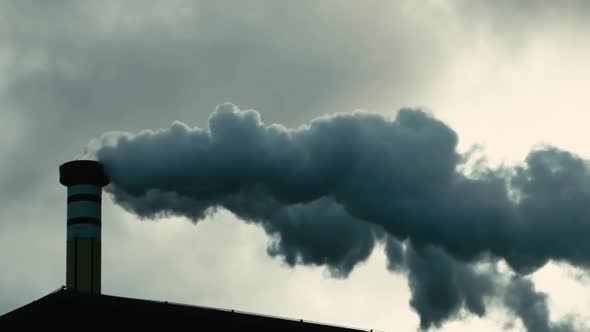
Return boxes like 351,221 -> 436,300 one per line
392,241 -> 578,331
91,103 -> 589,330
403,244 -> 495,329
503,276 -> 577,332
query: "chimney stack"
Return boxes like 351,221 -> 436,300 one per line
59,160 -> 109,294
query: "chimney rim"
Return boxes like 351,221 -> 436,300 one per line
59,160 -> 110,187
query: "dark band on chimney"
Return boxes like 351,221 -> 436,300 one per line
67,217 -> 101,226
67,194 -> 101,204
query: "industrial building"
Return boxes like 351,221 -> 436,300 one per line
0,160 -> 370,330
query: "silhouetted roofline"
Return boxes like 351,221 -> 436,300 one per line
0,287 -> 379,331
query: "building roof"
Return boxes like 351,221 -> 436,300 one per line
0,287 -> 371,330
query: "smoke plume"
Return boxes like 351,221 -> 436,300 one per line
91,103 -> 589,330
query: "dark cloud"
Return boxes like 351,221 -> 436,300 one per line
401,243 -> 579,332
404,244 -> 495,330
384,236 -> 405,272
96,104 -> 590,273
260,198 -> 375,277
509,148 -> 590,271
504,276 -> 577,332
94,104 -> 589,329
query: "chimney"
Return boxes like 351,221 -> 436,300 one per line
59,160 -> 109,294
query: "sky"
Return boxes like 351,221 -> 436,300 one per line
1,1 -> 590,331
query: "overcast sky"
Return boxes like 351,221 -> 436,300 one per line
1,1 -> 590,331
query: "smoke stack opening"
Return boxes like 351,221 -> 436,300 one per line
59,160 -> 109,294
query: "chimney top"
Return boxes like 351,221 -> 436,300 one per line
59,160 -> 109,187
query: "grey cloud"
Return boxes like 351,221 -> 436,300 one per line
404,244 -> 495,330
0,0 -> 451,212
2,1 -> 590,331
94,104 -> 589,329
460,0 -> 590,22
0,0 -> 447,131
384,236 -> 404,272
96,104 -> 590,273
0,3 -> 450,321
504,276 -> 577,332
261,198 -> 375,278
508,148 -> 590,272
401,243 -> 578,332
456,0 -> 590,48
